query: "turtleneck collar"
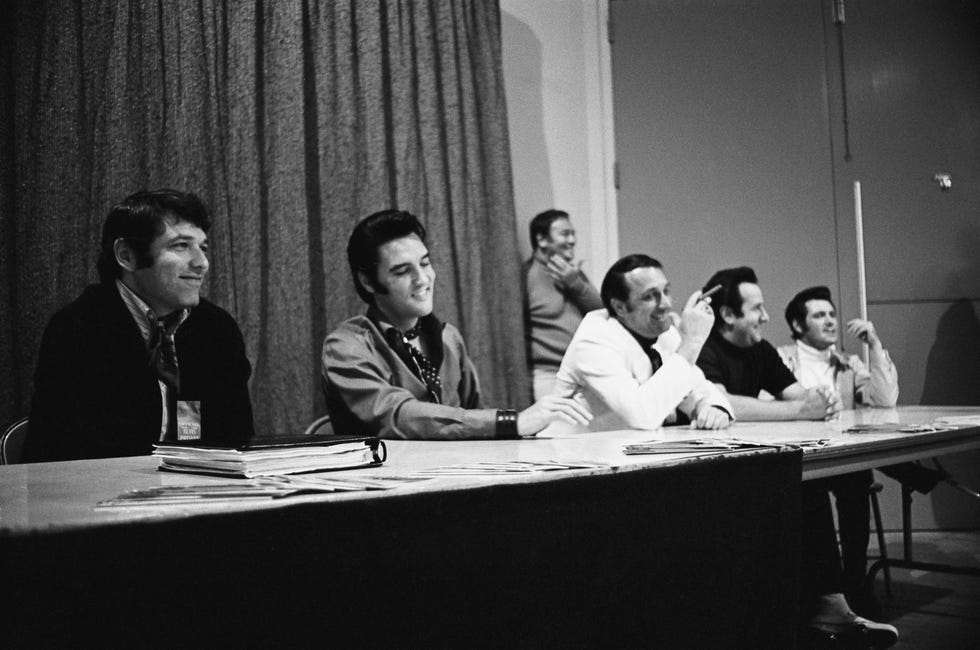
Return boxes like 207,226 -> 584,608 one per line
797,339 -> 850,370
797,339 -> 834,362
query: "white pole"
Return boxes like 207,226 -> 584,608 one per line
853,181 -> 869,364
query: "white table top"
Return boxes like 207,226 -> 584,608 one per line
3,405 -> 978,535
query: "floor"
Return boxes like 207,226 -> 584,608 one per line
870,530 -> 980,649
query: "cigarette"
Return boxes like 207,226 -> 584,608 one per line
700,284 -> 722,301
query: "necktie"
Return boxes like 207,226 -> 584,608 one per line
403,325 -> 442,400
147,313 -> 182,441
148,314 -> 181,393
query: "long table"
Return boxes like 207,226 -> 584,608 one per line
3,406 -> 979,648
3,439 -> 799,647
728,406 -> 980,480
530,406 -> 980,478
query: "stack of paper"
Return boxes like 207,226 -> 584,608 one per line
153,434 -> 383,478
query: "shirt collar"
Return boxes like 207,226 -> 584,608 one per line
116,279 -> 189,345
368,306 -> 396,334
368,306 -> 443,350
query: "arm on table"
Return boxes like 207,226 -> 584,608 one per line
323,334 -> 497,440
717,382 -> 840,421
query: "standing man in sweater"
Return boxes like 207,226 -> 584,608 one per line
523,209 -> 603,399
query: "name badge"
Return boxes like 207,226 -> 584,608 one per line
176,400 -> 202,441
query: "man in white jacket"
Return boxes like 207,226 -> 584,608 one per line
551,254 -> 732,432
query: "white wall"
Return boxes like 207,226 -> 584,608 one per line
500,0 -> 617,280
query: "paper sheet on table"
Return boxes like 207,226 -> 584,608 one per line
408,460 -> 609,476
96,474 -> 428,507
623,438 -> 785,455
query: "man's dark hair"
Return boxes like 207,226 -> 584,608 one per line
785,285 -> 834,340
600,254 -> 664,315
528,209 -> 569,250
702,266 -> 759,330
97,188 -> 211,283
347,209 -> 427,304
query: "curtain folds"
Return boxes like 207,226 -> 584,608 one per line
0,0 -> 530,436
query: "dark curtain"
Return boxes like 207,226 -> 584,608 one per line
0,0 -> 530,437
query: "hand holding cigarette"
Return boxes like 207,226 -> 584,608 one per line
699,284 -> 722,303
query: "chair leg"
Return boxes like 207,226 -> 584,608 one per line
870,487 -> 892,597
902,484 -> 914,562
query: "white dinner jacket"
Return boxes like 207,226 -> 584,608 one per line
550,310 -> 732,432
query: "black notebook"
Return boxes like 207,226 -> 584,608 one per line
153,434 -> 385,478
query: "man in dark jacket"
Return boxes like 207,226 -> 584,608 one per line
25,188 -> 255,462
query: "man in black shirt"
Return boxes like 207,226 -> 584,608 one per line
696,266 -> 897,648
697,266 -> 840,419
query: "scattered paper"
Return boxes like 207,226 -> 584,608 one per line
623,438 -> 784,456
843,423 -> 944,434
96,474 -> 428,508
407,460 -> 608,477
932,415 -> 980,428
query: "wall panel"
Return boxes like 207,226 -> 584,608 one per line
610,0 -> 838,304
611,0 -> 980,529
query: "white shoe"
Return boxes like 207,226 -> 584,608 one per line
809,614 -> 898,649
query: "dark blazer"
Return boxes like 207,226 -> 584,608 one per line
25,283 -> 255,461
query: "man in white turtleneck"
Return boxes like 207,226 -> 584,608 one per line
777,285 -> 900,620
777,285 -> 898,408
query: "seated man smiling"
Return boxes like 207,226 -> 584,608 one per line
27,189 -> 255,461
696,266 -> 897,648
321,209 -> 591,439
550,254 -> 732,432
